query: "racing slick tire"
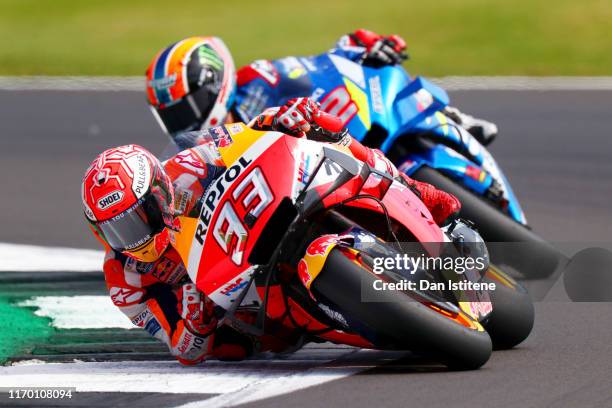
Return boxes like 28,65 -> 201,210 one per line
310,247 -> 492,370
411,166 -> 562,279
482,266 -> 535,349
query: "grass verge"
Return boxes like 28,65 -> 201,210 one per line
0,0 -> 611,76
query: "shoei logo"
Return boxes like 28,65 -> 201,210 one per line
97,190 -> 124,210
148,73 -> 176,90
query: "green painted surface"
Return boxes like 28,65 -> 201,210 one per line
0,272 -> 167,364
0,298 -> 54,365
0,0 -> 611,76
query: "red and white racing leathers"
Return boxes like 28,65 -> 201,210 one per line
102,145 -> 222,365
100,141 -> 296,365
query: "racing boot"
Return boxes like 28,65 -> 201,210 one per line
398,173 -> 461,226
444,106 -> 498,146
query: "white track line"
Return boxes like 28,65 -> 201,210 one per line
0,242 -> 402,404
0,76 -> 143,91
0,242 -> 103,272
2,76 -> 612,91
17,296 -> 132,329
177,348 -> 387,408
432,76 -> 612,91
0,347 -> 398,407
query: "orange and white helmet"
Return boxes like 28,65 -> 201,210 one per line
81,145 -> 175,262
146,36 -> 236,138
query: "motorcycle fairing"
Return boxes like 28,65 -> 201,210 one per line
174,125 -> 445,309
401,144 -> 494,196
382,76 -> 526,224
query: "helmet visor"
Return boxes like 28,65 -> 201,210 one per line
96,192 -> 166,253
154,81 -> 219,135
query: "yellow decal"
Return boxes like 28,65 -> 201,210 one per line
171,215 -> 198,269
435,111 -> 449,135
458,301 -> 479,321
217,124 -> 265,167
343,78 -> 371,129
288,67 -> 306,79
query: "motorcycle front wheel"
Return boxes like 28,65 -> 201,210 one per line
310,247 -> 492,370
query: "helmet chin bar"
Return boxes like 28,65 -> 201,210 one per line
125,228 -> 170,263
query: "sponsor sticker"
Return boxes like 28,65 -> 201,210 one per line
125,257 -> 155,275
228,123 -> 244,135
210,126 -> 233,148
306,235 -> 338,256
300,57 -> 318,72
398,159 -> 416,173
278,56 -> 307,79
209,267 -> 256,308
144,318 -> 162,336
178,331 -> 193,354
192,156 -> 253,247
297,151 -> 311,184
369,76 -> 384,114
127,153 -> 151,198
153,258 -> 187,284
250,60 -> 279,86
109,287 -> 143,306
131,309 -> 151,327
175,150 -> 207,175
238,85 -> 269,120
465,165 -> 486,182
148,73 -> 177,91
175,189 -> 193,214
220,277 -> 249,297
97,190 -> 124,210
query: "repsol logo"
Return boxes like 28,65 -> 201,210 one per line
194,156 -> 252,246
131,309 -> 150,327
97,190 -> 124,210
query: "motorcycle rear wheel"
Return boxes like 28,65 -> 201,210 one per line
411,166 -> 562,279
310,247 -> 492,370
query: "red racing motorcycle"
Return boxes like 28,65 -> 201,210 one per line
173,119 -> 533,370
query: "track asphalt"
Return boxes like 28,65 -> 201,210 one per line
0,89 -> 611,407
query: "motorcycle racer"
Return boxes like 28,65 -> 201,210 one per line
82,98 -> 460,365
146,30 -> 497,150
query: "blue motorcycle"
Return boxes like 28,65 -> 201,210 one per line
292,53 -> 559,278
